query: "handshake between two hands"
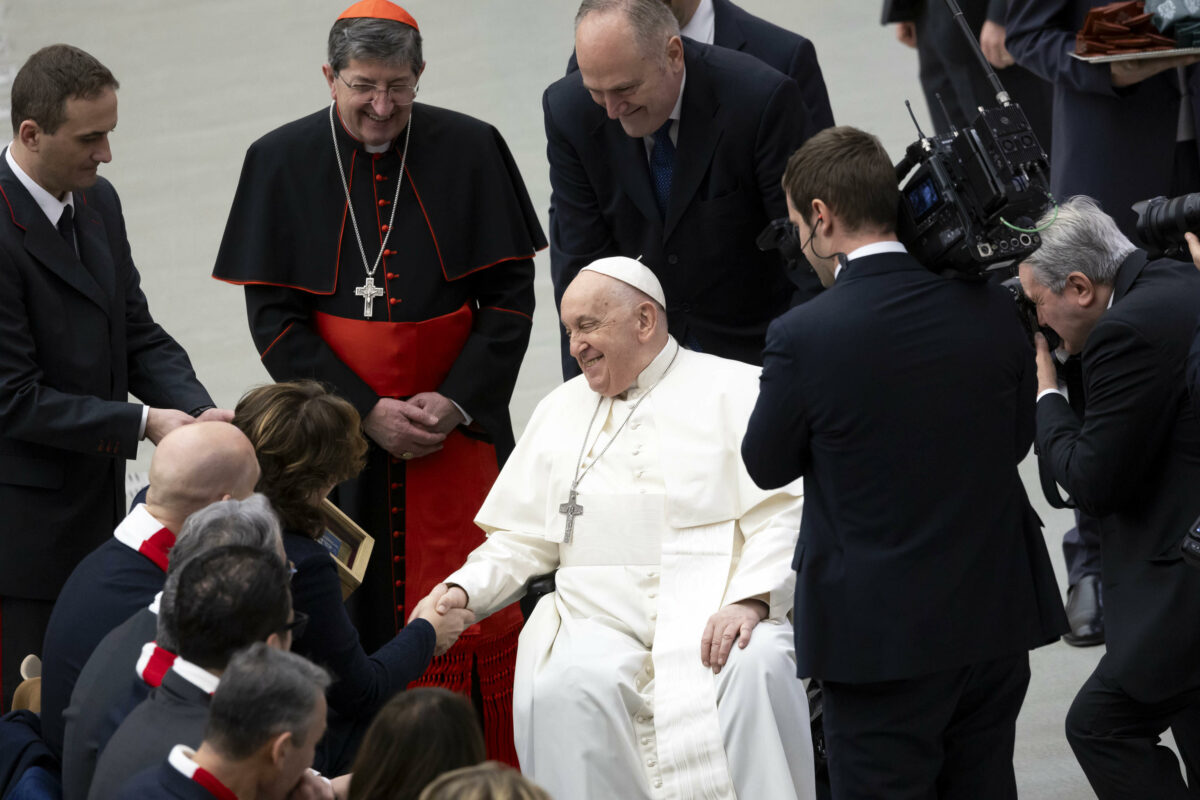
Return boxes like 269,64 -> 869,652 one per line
410,583 -> 474,656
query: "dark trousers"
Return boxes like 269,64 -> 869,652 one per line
821,653 -> 1030,800
1067,655 -> 1200,799
1063,509 -> 1104,587
0,597 -> 55,713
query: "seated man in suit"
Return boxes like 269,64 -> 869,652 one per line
1021,197 -> 1200,799
742,126 -> 1067,799
41,421 -> 260,759
88,545 -> 299,800
0,44 -> 231,711
546,0 -> 815,378
61,495 -> 284,800
114,644 -> 330,800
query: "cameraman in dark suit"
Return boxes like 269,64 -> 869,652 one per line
742,126 -> 1067,799
1021,197 -> 1200,799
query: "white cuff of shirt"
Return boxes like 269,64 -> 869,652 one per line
139,405 -> 149,439
449,399 -> 472,426
1036,388 -> 1066,403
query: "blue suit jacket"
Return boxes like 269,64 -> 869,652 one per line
0,153 -> 211,602
742,250 -> 1067,683
113,761 -> 218,800
40,538 -> 165,760
547,40 -> 810,374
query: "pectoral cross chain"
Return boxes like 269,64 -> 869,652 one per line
355,276 -> 385,318
558,487 -> 583,544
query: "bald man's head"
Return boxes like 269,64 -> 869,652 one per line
146,422 -> 260,526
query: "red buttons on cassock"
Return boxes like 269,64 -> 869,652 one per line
378,199 -> 389,207
389,297 -> 399,305
392,530 -> 401,538
393,555 -> 401,563
384,249 -> 396,256
375,173 -> 385,181
381,224 -> 389,231
390,482 -> 400,489
394,580 -> 402,588
387,272 -> 397,279
391,507 -> 399,514
396,604 -> 403,612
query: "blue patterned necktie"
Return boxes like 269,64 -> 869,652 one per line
650,118 -> 676,218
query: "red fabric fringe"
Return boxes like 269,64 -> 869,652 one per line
409,617 -> 522,768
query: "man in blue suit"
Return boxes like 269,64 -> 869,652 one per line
547,0 -> 815,378
0,44 -> 228,713
742,126 -> 1067,799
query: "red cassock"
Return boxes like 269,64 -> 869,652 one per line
212,102 -> 546,763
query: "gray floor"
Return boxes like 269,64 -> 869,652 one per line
2,1 -> 1122,796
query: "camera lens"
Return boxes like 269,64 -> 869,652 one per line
1134,193 -> 1200,257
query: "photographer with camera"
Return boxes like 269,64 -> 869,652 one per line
742,126 -> 1067,800
1021,196 -> 1200,799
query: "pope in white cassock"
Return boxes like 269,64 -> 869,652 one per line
423,257 -> 815,799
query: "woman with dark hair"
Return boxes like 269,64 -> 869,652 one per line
233,382 -> 473,768
348,688 -> 486,800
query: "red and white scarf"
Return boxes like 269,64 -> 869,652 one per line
112,504 -> 175,571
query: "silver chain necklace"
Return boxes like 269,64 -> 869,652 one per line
558,345 -> 679,544
328,100 -> 412,318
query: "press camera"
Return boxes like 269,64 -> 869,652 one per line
1133,193 -> 1200,259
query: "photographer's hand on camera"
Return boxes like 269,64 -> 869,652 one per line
1186,232 -> 1200,271
1033,332 -> 1062,396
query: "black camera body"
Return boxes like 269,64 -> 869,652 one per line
896,103 -> 1053,277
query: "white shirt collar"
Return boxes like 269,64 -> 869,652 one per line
170,654 -> 221,695
112,504 -> 173,554
643,72 -> 687,159
680,0 -> 716,44
148,591 -> 163,615
4,143 -> 73,226
837,240 -> 908,281
167,745 -> 201,780
623,336 -> 679,400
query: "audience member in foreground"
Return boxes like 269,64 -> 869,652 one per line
417,762 -> 551,800
42,422 -> 259,757
425,257 -> 814,799
114,643 -> 331,800
61,495 -> 283,800
346,687 -> 485,800
233,381 -> 473,770
88,546 -> 294,800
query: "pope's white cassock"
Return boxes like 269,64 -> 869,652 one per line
444,336 -> 815,800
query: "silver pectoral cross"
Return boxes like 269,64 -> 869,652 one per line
354,276 -> 386,318
558,488 -> 583,544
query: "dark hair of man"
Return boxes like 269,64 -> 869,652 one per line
204,643 -> 330,761
328,17 -> 423,76
348,688 -> 487,800
233,381 -> 367,537
157,495 -> 283,652
782,126 -> 900,234
172,545 -> 290,670
10,44 -> 118,135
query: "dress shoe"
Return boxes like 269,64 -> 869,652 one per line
1063,574 -> 1104,647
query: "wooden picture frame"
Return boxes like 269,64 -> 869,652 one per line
318,499 -> 375,600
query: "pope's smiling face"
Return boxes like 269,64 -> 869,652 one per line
323,58 -> 423,148
561,271 -> 653,397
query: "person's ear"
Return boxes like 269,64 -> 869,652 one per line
321,64 -> 337,100
269,731 -> 293,769
17,120 -> 41,152
1066,272 -> 1097,306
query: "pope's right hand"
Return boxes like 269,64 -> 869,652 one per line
363,397 -> 446,459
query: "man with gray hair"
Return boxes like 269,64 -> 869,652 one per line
113,643 -> 331,800
60,494 -> 283,800
211,0 -> 544,762
546,0 -> 814,379
1020,196 -> 1200,797
422,256 -> 815,799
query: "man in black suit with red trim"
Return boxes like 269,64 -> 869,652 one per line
0,44 -> 224,713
